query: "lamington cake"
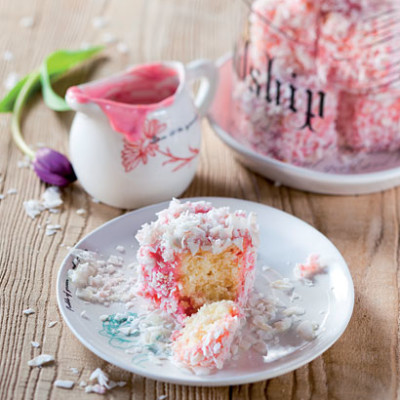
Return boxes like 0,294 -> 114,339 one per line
233,0 -> 400,166
171,300 -> 241,373
135,199 -> 259,320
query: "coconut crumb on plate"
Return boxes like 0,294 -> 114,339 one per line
294,254 -> 327,280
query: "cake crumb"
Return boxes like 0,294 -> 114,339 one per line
116,245 -> 125,254
54,380 -> 74,389
270,278 -> 293,291
296,320 -> 318,341
294,254 -> 326,280
23,308 -> 35,315
28,354 -> 54,367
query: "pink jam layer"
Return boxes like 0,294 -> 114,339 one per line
67,63 -> 179,142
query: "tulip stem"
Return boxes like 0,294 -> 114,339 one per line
11,71 -> 41,160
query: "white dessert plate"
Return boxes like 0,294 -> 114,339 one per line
57,197 -> 354,386
207,54 -> 400,195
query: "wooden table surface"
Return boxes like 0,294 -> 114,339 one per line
1,0 -> 398,399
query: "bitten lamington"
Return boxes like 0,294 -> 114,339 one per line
135,199 -> 259,320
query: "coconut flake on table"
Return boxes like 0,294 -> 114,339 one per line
70,367 -> 79,375
48,321 -> 58,328
23,308 -> 35,315
3,72 -> 20,90
45,224 -> 62,236
102,32 -> 117,44
91,16 -> 108,29
3,50 -> 14,61
24,186 -> 63,219
89,368 -> 109,388
85,368 -> 126,394
117,42 -> 129,54
76,208 -> 86,215
17,157 -> 31,168
19,16 -> 34,28
31,341 -> 40,348
54,380 -> 74,389
28,354 -> 54,367
42,186 -> 63,208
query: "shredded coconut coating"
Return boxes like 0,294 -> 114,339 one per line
232,74 -> 338,165
172,301 -> 241,372
234,0 -> 400,165
337,92 -> 400,152
135,199 -> 259,318
250,0 -> 318,75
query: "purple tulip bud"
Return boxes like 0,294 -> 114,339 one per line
33,147 -> 77,187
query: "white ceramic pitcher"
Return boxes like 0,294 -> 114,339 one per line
66,59 -> 217,209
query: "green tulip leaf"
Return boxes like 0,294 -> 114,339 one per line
0,75 -> 32,113
40,46 -> 103,111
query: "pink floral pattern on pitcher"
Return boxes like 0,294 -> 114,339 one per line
121,119 -> 199,173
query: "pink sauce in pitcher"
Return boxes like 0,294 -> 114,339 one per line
66,63 -> 180,142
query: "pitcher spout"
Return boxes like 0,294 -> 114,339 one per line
65,86 -> 102,117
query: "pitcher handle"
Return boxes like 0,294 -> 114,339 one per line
186,59 -> 218,118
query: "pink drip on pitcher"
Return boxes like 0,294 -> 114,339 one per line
66,63 -> 179,142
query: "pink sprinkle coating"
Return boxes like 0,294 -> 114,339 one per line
295,254 -> 326,279
172,302 -> 241,372
233,0 -> 400,164
337,92 -> 400,152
